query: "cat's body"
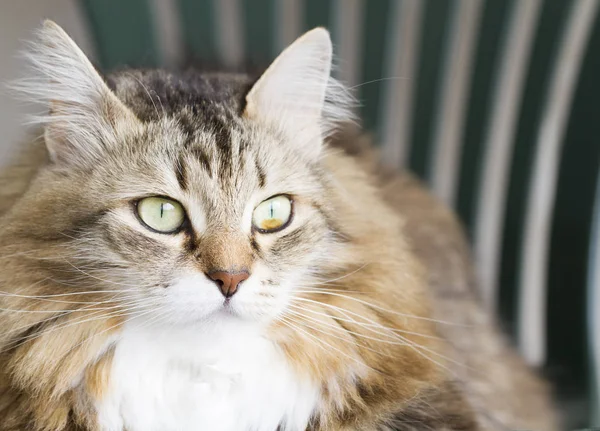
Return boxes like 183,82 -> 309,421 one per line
0,22 -> 557,430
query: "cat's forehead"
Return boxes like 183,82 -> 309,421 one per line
107,68 -> 286,167
104,68 -> 320,206
107,69 -> 254,123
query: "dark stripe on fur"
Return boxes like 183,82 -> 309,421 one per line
249,235 -> 262,259
4,313 -> 64,355
254,154 -> 266,188
270,225 -> 309,258
310,201 -> 350,242
190,147 -> 212,178
385,382 -> 479,430
174,155 -> 188,191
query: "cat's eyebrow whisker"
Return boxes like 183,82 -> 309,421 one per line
292,290 -> 469,327
125,71 -> 162,118
348,76 -> 409,91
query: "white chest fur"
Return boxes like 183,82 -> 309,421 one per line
96,319 -> 319,431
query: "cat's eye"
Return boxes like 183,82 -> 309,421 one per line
252,195 -> 293,233
136,197 -> 186,234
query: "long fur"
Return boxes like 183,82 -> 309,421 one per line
0,21 -> 559,431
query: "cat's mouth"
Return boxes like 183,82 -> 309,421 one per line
220,299 -> 238,316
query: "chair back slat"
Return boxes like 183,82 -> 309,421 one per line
380,0 -> 423,169
499,0 -> 573,339
407,0 -> 455,178
546,6 -> 600,425
588,167 -> 600,427
430,0 -> 483,206
518,0 -> 598,367
474,0 -> 542,312
456,0 -> 515,235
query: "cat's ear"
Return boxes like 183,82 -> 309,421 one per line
16,21 -> 139,166
244,28 -> 354,159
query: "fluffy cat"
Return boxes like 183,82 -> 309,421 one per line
0,21 -> 558,430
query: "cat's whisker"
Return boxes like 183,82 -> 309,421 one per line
3,287 -> 139,298
0,295 -> 156,335
283,308 -> 411,354
307,263 -> 371,286
0,301 -> 159,354
56,306 -> 161,359
293,286 -> 368,294
0,290 -> 137,305
390,331 -> 479,375
58,259 -> 148,288
276,314 -> 371,370
292,290 -> 469,327
0,291 -> 148,313
280,311 -> 395,358
286,301 -> 440,341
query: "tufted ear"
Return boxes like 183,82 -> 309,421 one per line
15,21 -> 139,167
244,28 -> 354,159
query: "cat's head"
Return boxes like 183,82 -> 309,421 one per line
11,21 -> 357,328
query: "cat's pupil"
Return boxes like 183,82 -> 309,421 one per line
160,203 -> 164,218
270,203 -> 274,219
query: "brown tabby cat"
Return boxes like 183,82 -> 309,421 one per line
0,21 -> 558,430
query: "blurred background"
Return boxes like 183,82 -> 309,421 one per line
0,0 -> 598,428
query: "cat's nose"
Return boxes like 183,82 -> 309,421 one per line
207,270 -> 250,298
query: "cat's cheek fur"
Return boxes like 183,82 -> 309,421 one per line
95,320 -> 320,431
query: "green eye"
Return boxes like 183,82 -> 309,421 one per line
136,197 -> 186,233
252,195 -> 293,233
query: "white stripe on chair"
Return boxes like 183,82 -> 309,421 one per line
430,0 -> 483,207
216,0 -> 244,67
517,0 -> 599,367
333,0 -> 363,88
380,0 -> 423,169
588,164 -> 600,426
149,0 -> 184,67
276,0 -> 302,52
474,0 -> 542,312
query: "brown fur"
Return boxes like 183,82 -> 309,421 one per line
0,22 -> 559,430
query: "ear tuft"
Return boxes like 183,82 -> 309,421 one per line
244,28 -> 355,157
10,20 -> 138,166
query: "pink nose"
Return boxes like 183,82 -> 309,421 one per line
207,270 -> 250,298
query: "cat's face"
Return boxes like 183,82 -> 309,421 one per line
14,22 -> 353,328
70,113 -> 340,326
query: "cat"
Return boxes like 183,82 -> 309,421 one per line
0,21 -> 559,431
